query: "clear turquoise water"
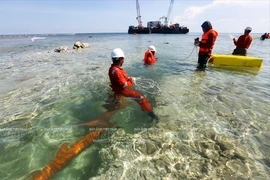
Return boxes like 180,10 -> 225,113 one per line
0,33 -> 269,179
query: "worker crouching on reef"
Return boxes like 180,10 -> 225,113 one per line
108,48 -> 159,122
194,21 -> 218,70
232,26 -> 253,56
143,45 -> 157,65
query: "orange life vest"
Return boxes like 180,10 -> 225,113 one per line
144,50 -> 157,65
199,29 -> 218,56
108,65 -> 133,92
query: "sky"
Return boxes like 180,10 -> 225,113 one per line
0,0 -> 269,34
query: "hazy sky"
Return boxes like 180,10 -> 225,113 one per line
0,0 -> 269,34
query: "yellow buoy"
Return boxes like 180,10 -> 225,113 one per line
209,54 -> 263,69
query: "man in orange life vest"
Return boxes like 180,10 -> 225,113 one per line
143,45 -> 157,65
108,48 -> 159,122
194,21 -> 218,69
260,33 -> 269,40
232,26 -> 253,56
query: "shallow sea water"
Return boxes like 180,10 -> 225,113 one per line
0,33 -> 269,179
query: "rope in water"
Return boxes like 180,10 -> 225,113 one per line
181,45 -> 197,61
134,77 -> 161,95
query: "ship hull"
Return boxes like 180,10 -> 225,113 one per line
151,27 -> 189,34
128,26 -> 189,34
128,27 -> 151,34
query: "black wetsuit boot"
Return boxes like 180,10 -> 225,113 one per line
147,112 -> 159,123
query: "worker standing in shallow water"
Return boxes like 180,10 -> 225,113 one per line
108,48 -> 159,122
143,45 -> 157,65
232,26 -> 253,56
194,21 -> 218,70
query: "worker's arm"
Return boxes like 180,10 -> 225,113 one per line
245,36 -> 252,49
114,70 -> 133,89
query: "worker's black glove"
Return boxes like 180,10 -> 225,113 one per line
194,37 -> 200,46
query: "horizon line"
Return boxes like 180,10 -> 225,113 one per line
0,32 -> 267,36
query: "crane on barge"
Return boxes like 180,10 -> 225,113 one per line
164,0 -> 174,27
128,0 -> 189,34
128,0 -> 150,34
136,0 -> 143,28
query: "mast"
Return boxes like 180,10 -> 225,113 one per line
136,0 -> 143,27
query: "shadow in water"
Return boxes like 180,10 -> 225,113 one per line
208,65 -> 260,76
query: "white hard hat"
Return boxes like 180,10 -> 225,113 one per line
245,26 -> 252,31
111,48 -> 125,58
148,45 -> 156,52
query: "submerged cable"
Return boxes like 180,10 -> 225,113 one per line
27,102 -> 131,180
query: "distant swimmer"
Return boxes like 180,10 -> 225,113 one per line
143,45 -> 157,65
108,48 -> 159,122
194,21 -> 218,70
232,26 -> 253,56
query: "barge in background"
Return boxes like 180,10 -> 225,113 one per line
128,23 -> 189,34
128,0 -> 189,34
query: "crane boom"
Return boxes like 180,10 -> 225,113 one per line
164,0 -> 174,27
136,0 -> 142,27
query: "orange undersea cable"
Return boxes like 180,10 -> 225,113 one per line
30,129 -> 105,180
27,102 -> 130,180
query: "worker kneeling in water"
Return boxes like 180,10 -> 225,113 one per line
108,48 -> 159,122
143,45 -> 157,65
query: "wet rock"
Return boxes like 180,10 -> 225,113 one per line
82,43 -> 90,48
221,149 -> 235,158
262,158 -> 270,168
226,159 -> 249,174
73,41 -> 82,49
203,149 -> 220,161
73,41 -> 90,49
154,159 -> 166,170
112,161 -> 122,168
174,142 -> 192,156
135,140 -> 147,154
204,128 -> 218,140
217,94 -> 229,103
158,154 -> 172,165
146,141 -> 157,154
174,162 -> 186,171
215,139 -> 235,151
165,165 -> 171,173
249,122 -> 261,130
189,160 -> 207,177
233,149 -> 249,162
99,148 -> 114,162
155,160 -> 167,175
213,102 -> 231,117
140,169 -> 156,180
111,128 -> 126,137
109,168 -> 124,180
110,146 -> 121,159
135,140 -> 157,155
54,46 -> 68,53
